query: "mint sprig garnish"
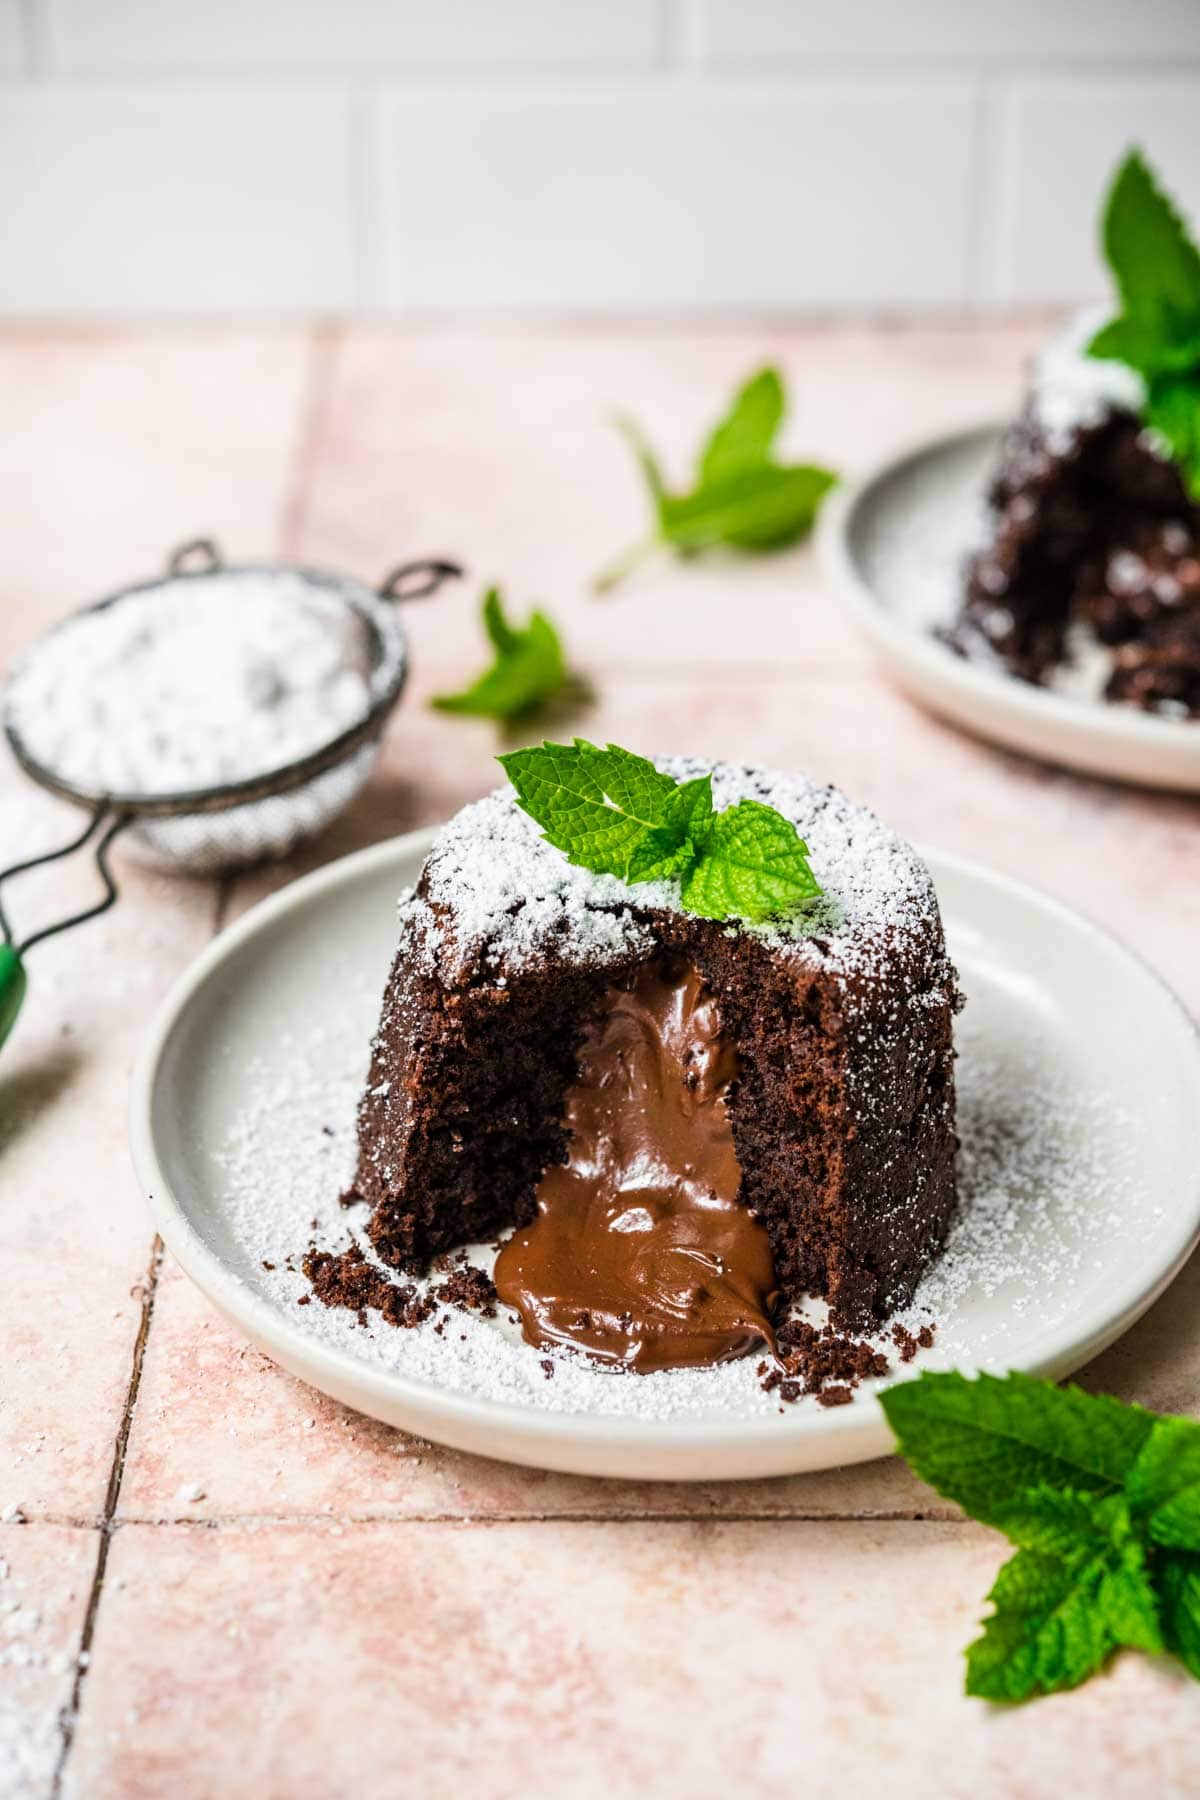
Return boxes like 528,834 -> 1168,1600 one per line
433,587 -> 568,722
881,1370 -> 1200,1701
1087,149 -> 1200,497
594,367 -> 838,592
496,738 -> 822,924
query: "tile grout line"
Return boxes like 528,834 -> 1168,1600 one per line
33,1507 -> 968,1530
50,1235 -> 164,1799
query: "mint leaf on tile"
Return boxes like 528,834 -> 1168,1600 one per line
660,463 -> 837,554
1126,1415 -> 1200,1548
965,1541 -> 1161,1703
595,366 -> 837,591
697,366 -> 785,484
879,1371 -> 1156,1530
433,588 -> 569,722
1159,1553 -> 1200,1680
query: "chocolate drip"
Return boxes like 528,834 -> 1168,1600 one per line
493,961 -> 779,1372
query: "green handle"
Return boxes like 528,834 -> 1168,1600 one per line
0,945 -> 26,1050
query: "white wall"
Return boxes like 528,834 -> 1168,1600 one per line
0,0 -> 1198,314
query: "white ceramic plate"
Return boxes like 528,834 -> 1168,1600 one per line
819,423 -> 1200,793
130,828 -> 1200,1483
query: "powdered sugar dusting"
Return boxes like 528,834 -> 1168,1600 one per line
1028,308 -> 1146,455
410,760 -> 946,991
207,963 -> 1156,1425
4,569 -> 376,798
0,1548 -> 88,1796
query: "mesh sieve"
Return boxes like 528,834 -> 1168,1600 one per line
0,541 -> 462,1043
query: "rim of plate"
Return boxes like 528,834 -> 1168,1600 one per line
129,826 -> 1200,1462
817,420 -> 1200,756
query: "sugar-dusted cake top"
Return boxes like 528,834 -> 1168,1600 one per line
402,758 -> 952,996
1027,308 -> 1146,454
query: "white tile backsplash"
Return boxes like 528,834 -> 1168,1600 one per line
699,0 -> 1200,62
53,0 -> 662,72
990,80 -> 1200,304
1,3 -> 1198,312
0,0 -> 24,70
0,87 -> 357,311
374,83 -> 977,309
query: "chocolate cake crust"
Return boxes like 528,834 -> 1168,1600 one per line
947,312 -> 1200,718
347,761 -> 960,1329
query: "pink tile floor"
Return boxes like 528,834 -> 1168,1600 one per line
1,320 -> 1198,1796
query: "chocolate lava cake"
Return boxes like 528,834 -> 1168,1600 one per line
346,761 -> 960,1335
946,313 -> 1200,719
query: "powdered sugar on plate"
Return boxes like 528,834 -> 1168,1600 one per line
207,953 -> 1155,1426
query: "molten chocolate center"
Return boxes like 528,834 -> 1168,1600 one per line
493,961 -> 779,1372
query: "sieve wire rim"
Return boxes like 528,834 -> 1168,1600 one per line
1,560 -> 410,819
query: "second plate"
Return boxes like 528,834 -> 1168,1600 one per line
819,423 -> 1200,793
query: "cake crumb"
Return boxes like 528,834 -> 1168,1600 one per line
892,1320 -> 937,1363
433,1264 -> 499,1318
303,1243 -> 438,1330
762,1316 -> 893,1405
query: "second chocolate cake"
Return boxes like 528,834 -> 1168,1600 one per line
346,760 -> 959,1355
947,314 -> 1200,719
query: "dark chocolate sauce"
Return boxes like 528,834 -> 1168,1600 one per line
493,962 -> 779,1372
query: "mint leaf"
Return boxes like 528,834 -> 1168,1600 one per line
1126,1416 -> 1200,1548
433,588 -> 568,722
878,1372 -> 1200,1702
681,798 -> 821,924
1087,314 -> 1200,378
1159,1553 -> 1200,1680
498,739 -> 676,878
966,1550 -> 1112,1702
1145,376 -> 1200,499
1099,1540 -> 1165,1656
497,740 -> 821,924
595,366 -> 837,592
613,413 -> 666,505
990,1483 -> 1115,1558
698,367 -> 784,484
624,776 -> 712,884
879,1372 -> 1200,1702
966,1541 -> 1160,1702
879,1371 -> 1156,1530
660,464 -> 837,554
1098,149 -> 1200,348
1086,150 -> 1200,494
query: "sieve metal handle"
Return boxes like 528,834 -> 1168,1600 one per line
378,559 -> 464,601
167,538 -> 223,576
0,807 -> 132,1051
